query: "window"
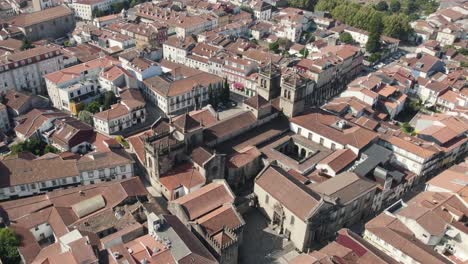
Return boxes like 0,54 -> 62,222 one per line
110,168 -> 115,175
297,127 -> 302,135
331,143 -> 336,151
73,177 -> 78,183
308,133 -> 312,140
99,170 -> 104,177
265,194 -> 269,204
120,165 -> 126,172
320,138 -> 324,145
290,215 -> 295,225
30,183 -> 36,190
9,187 -> 15,193
88,171 -> 94,178
61,178 -> 67,184
51,180 -> 57,186
41,182 -> 46,188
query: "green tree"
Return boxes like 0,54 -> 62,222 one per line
366,15 -> 383,53
403,0 -> 417,16
0,228 -> 20,264
375,1 -> 388,11
92,7 -> 106,17
130,0 -> 138,7
277,38 -> 292,50
339,32 -> 353,44
269,41 -> 279,53
383,13 -> 412,40
85,101 -> 101,113
208,84 -> 216,108
78,110 -> 94,126
314,0 -> 339,11
390,0 -> 401,12
299,48 -> 309,57
240,5 -> 253,14
10,138 -> 58,156
21,38 -> 35,50
103,91 -> 117,110
220,79 -> 230,104
288,0 -> 316,11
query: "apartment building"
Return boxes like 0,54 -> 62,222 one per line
0,144 -> 134,200
7,5 -> 75,41
69,0 -> 126,20
44,56 -> 121,111
143,68 -> 223,115
93,89 -> 146,135
14,109 -> 69,140
0,177 -> 152,263
107,21 -> 168,49
364,191 -> 467,263
0,45 -> 64,95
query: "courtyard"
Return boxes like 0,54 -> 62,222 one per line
239,209 -> 299,264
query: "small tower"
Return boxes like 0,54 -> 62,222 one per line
279,72 -> 306,118
257,62 -> 281,101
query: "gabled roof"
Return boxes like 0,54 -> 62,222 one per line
243,94 -> 269,109
290,111 -> 377,150
172,182 -> 234,220
255,165 -> 322,221
173,113 -> 201,132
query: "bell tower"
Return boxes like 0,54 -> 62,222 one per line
257,62 -> 281,101
279,72 -> 306,118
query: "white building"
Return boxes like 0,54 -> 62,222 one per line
44,57 -> 121,111
0,145 -> 134,200
69,0 -> 126,20
143,70 -> 223,115
0,45 -> 64,95
364,191 -> 468,264
93,89 -> 146,135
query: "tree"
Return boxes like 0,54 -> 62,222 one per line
390,0 -> 401,12
403,0 -> 417,16
78,110 -> 94,126
288,0 -> 317,11
277,38 -> 292,50
314,0 -> 339,11
208,84 -> 216,108
220,79 -> 230,104
339,32 -> 354,44
10,138 -> 58,156
366,15 -> 383,53
240,5 -> 253,14
299,48 -> 309,57
269,41 -> 279,53
103,91 -> 117,110
375,1 -> 388,11
368,52 -> 382,63
130,0 -> 138,7
85,101 -> 101,113
383,14 -> 412,40
0,228 -> 20,264
21,38 -> 34,50
92,7 -> 106,17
